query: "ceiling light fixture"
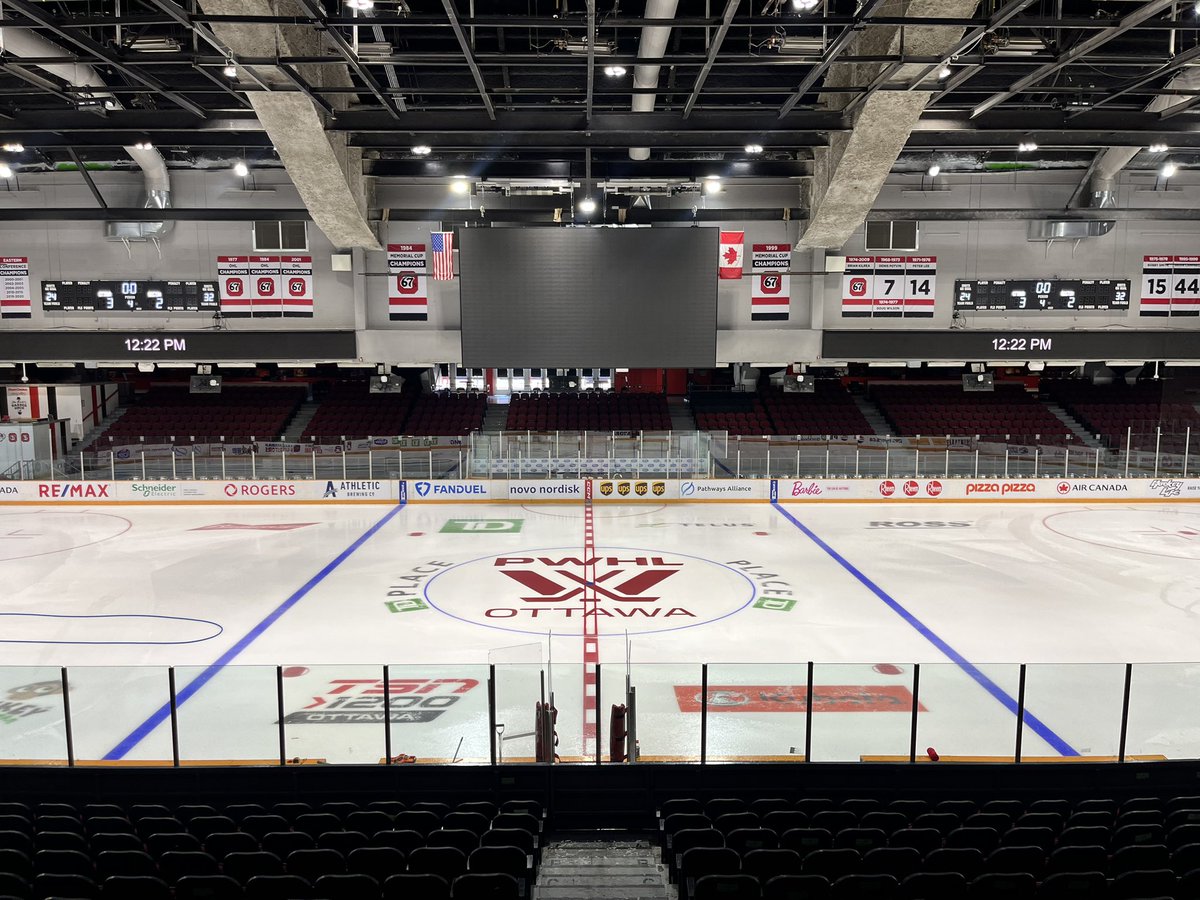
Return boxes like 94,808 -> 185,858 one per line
0,164 -> 12,179
233,160 -> 249,177
1161,161 -> 1178,179
133,141 -> 153,150
450,177 -> 470,194
604,65 -> 627,77
1149,143 -> 1169,154
927,164 -> 940,177
578,197 -> 597,214
791,0 -> 820,10
346,0 -> 375,9
703,177 -> 722,195
1017,141 -> 1038,152
744,143 -> 764,154
938,65 -> 952,79
223,62 -> 237,78
411,144 -> 432,156
2,143 -> 22,153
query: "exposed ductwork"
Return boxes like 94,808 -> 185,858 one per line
1034,66 -> 1200,241
629,0 -> 680,161
0,24 -> 173,238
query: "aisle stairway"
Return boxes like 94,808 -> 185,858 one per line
852,393 -> 892,436
667,397 -> 695,433
483,404 -> 510,433
536,837 -> 672,900
284,401 -> 322,440
1044,401 -> 1102,448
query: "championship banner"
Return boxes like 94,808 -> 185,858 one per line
0,257 -> 30,319
280,256 -> 314,317
719,231 -> 744,279
840,256 -> 936,318
751,243 -> 791,271
751,274 -> 790,321
1141,255 -> 1200,317
388,243 -> 428,321
249,255 -> 282,317
216,256 -> 251,318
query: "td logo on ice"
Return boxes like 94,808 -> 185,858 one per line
422,546 -> 757,636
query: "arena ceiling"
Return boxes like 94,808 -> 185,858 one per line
0,0 -> 1199,242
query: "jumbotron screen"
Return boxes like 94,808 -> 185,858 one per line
458,228 -> 718,367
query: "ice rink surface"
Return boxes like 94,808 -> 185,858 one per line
2,499 -> 1200,765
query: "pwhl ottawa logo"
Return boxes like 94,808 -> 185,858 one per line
423,546 -> 757,636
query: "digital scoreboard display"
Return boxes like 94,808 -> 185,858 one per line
42,280 -> 219,313
954,278 -> 1130,312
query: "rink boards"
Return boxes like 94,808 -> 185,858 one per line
0,476 -> 1199,504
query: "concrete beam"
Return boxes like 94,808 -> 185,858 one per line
797,0 -> 979,250
198,0 -> 380,249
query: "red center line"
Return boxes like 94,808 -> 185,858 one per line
582,480 -> 598,758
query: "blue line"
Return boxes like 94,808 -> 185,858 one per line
103,499 -> 407,760
771,502 -> 1079,757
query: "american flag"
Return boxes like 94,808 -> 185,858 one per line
430,231 -> 454,280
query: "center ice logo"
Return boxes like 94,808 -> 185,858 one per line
423,546 -> 757,637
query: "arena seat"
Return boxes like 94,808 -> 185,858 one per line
870,383 -> 1072,443
1044,377 -> 1200,450
504,390 -> 671,432
91,385 -> 306,448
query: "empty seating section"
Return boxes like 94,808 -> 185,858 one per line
690,391 -> 771,435
301,389 -> 485,440
661,794 -> 1200,899
301,383 -> 415,440
690,383 -> 871,436
758,385 -> 873,436
504,391 -> 671,432
1045,379 -> 1200,448
0,797 -> 541,899
92,386 -> 305,447
872,383 -> 1072,442
404,392 -> 487,436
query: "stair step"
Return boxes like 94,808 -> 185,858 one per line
536,890 -> 669,900
542,866 -> 661,877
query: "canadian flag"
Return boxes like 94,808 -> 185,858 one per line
719,231 -> 744,279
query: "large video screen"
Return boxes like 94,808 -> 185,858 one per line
459,228 -> 717,367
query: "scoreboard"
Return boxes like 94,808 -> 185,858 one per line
954,278 -> 1130,312
42,280 -> 219,313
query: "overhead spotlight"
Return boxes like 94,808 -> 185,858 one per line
1195,0 -> 1200,14
703,177 -> 722,195
744,143 -> 764,154
927,164 -> 940,177
133,141 -> 153,150
450,177 -> 470,194
0,164 -> 12,179
938,65 -> 952,79
1149,143 -> 1169,154
604,65 -> 627,77
223,62 -> 237,78
1017,141 -> 1038,152
1,143 -> 22,153
411,144 -> 432,156
791,0 -> 819,10
1161,161 -> 1178,179
578,197 -> 597,214
346,0 -> 375,8
233,160 -> 249,177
